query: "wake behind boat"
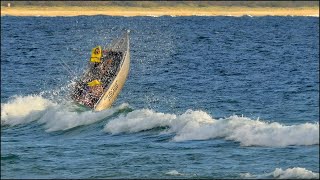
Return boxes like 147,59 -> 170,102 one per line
71,30 -> 130,111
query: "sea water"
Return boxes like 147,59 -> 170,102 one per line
1,15 -> 319,179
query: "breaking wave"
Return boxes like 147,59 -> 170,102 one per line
1,94 -> 130,132
104,109 -> 176,133
241,167 -> 319,179
2,95 -> 319,146
104,109 -> 319,147
1,95 -> 56,126
37,104 -> 124,132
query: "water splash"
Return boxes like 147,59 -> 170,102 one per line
39,76 -> 79,103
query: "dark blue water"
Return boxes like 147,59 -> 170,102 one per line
1,15 -> 319,179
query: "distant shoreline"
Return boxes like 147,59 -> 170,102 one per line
1,6 -> 319,17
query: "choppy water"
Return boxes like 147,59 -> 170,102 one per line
1,15 -> 319,179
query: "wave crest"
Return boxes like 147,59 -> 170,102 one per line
104,109 -> 319,147
1,94 -> 130,132
1,95 -> 56,126
241,167 -> 319,179
104,109 -> 176,133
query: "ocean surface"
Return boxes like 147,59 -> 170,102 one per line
1,15 -> 319,179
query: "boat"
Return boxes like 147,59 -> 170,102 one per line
71,30 -> 130,111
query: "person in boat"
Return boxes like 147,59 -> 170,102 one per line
89,46 -> 103,76
90,46 -> 102,64
82,79 -> 104,108
91,46 -> 115,83
76,47 -> 104,108
85,46 -> 121,101
89,46 -> 114,77
74,46 -> 118,108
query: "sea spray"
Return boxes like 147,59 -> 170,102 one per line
39,77 -> 78,103
104,109 -> 319,147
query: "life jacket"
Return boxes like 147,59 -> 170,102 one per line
87,79 -> 103,98
90,46 -> 102,63
87,79 -> 102,87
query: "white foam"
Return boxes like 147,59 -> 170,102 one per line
173,114 -> 319,146
240,172 -> 252,178
242,167 -> 319,179
38,103 -> 130,132
165,170 -> 183,176
1,95 -> 56,126
104,109 -> 176,133
104,109 -> 319,147
1,94 -> 130,132
272,167 -> 319,179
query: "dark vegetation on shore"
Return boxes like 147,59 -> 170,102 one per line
1,1 -> 319,7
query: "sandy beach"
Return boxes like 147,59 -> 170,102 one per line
1,6 -> 319,17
